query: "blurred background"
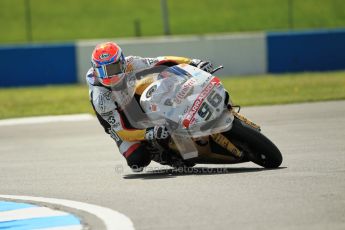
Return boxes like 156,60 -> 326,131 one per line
0,0 -> 344,118
1,0 -> 344,43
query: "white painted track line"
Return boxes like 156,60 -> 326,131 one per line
0,195 -> 135,230
0,114 -> 94,126
39,226 -> 83,230
0,206 -> 69,222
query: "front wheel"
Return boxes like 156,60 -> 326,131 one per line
224,117 -> 283,168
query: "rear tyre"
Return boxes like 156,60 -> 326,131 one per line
224,117 -> 283,168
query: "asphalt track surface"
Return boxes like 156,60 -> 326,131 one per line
1,101 -> 344,230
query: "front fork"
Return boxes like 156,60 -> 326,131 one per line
211,133 -> 243,158
232,111 -> 261,131
210,106 -> 261,158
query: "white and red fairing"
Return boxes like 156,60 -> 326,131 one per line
140,64 -> 234,138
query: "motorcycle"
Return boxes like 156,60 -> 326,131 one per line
111,64 -> 282,169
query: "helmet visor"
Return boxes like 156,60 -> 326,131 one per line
95,61 -> 124,86
105,61 -> 123,77
96,61 -> 123,79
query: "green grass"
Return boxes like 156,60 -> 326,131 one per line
1,71 -> 344,119
0,0 -> 344,43
0,85 -> 93,119
222,72 -> 345,106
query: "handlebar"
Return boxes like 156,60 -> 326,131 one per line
210,65 -> 224,74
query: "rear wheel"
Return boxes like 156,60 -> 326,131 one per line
224,117 -> 283,168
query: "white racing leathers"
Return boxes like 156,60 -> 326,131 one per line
86,56 -> 192,158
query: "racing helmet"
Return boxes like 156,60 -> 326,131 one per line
91,42 -> 126,87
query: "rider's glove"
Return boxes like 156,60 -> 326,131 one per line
145,126 -> 169,140
190,59 -> 214,73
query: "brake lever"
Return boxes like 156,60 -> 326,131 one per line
210,65 -> 224,74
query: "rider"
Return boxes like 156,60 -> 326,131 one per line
86,41 -> 213,172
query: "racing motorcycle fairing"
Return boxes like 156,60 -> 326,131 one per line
111,64 -> 234,159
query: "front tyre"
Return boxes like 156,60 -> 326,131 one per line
225,117 -> 283,168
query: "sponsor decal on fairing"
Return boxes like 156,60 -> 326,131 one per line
182,77 -> 220,128
173,78 -> 196,104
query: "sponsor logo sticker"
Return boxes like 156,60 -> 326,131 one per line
99,53 -> 110,60
173,78 -> 196,104
182,77 -> 220,128
107,116 -> 116,125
